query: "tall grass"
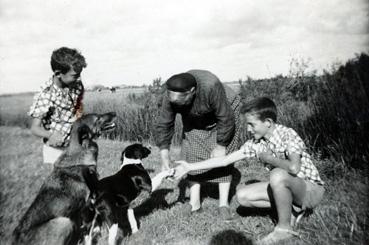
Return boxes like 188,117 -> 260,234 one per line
238,53 -> 369,168
83,80 -> 183,145
1,53 -> 368,168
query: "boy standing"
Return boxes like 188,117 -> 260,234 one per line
29,47 -> 86,164
174,97 -> 325,244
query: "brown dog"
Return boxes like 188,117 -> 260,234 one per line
12,112 -> 116,245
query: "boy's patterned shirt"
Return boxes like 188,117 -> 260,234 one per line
28,78 -> 84,146
241,124 -> 324,185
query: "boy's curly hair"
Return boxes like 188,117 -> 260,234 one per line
241,97 -> 277,122
50,47 -> 87,74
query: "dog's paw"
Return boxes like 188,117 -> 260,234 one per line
131,227 -> 139,234
164,168 -> 176,181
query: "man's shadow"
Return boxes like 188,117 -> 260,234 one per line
176,167 -> 242,204
134,188 -> 176,216
126,169 -> 177,231
129,188 -> 176,232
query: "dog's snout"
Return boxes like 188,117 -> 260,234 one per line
107,112 -> 116,118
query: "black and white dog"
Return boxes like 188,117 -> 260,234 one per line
84,143 -> 174,245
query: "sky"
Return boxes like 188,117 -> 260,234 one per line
0,0 -> 368,94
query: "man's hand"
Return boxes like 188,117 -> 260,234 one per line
174,160 -> 191,179
210,144 -> 226,158
47,131 -> 65,147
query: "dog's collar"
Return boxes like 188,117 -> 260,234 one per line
120,156 -> 142,169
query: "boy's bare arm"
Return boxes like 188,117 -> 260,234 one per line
31,118 -> 52,139
174,149 -> 247,179
30,118 -> 64,147
258,152 -> 301,175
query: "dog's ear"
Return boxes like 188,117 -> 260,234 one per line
122,144 -> 138,159
104,112 -> 117,119
141,146 -> 151,159
123,144 -> 151,160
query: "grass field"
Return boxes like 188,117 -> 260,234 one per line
1,54 -> 368,244
0,126 -> 368,245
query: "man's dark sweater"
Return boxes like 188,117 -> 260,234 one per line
155,69 -> 237,150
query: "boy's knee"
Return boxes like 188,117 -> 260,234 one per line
236,189 -> 252,206
269,168 -> 289,188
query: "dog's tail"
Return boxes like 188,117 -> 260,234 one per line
12,204 -> 45,245
12,189 -> 59,244
12,226 -> 34,245
12,226 -> 22,244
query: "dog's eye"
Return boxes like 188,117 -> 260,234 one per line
97,205 -> 106,212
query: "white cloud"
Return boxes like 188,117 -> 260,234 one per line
0,0 -> 368,94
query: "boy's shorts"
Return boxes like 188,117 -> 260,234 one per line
301,180 -> 325,209
43,144 -> 64,164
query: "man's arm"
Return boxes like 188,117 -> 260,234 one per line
209,82 -> 235,156
155,95 -> 176,170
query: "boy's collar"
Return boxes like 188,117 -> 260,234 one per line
51,75 -> 80,91
262,124 -> 277,141
263,124 -> 283,145
41,78 -> 60,91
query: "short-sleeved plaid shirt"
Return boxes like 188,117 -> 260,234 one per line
28,78 -> 84,146
241,124 -> 324,185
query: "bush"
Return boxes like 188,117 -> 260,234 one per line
239,53 -> 369,168
1,54 -> 368,168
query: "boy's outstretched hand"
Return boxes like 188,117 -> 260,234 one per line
163,168 -> 176,178
151,168 -> 176,192
173,160 -> 191,180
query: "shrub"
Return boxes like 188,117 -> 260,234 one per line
1,54 -> 368,168
239,53 -> 369,168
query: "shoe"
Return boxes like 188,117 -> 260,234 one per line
182,203 -> 202,217
218,206 -> 234,221
257,227 -> 300,245
291,205 -> 306,227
